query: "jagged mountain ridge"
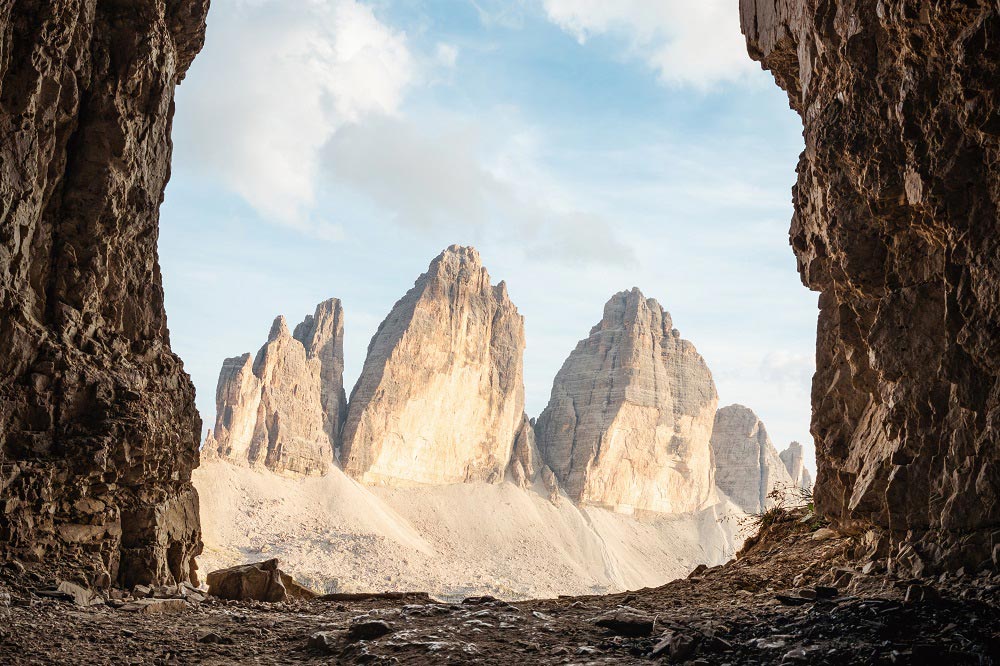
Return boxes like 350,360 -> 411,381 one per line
203,246 -> 814,513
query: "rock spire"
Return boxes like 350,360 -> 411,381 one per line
204,299 -> 346,476
535,288 -> 718,514
342,246 -> 525,486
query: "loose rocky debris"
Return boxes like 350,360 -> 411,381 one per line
0,508 -> 996,664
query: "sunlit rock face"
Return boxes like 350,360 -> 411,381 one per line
741,1 -> 999,569
0,0 -> 209,586
711,405 -> 797,514
342,246 -> 525,486
536,289 -> 718,514
780,441 -> 813,490
204,300 -> 346,477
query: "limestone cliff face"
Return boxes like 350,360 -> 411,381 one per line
535,289 -> 718,514
342,246 -> 525,486
779,441 -> 813,490
0,0 -> 209,586
507,415 -> 550,490
741,1 -> 999,569
204,300 -> 346,477
710,405 -> 796,514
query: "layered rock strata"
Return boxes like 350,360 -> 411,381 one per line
741,1 -> 999,569
342,246 -> 525,486
710,405 -> 797,513
779,441 -> 813,490
535,288 -> 718,514
203,299 -> 346,476
0,0 -> 209,586
507,415 -> 551,490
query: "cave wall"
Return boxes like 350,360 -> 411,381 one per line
0,0 -> 209,586
741,0 -> 999,571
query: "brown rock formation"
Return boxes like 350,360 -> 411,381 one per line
203,299 -> 346,476
342,246 -> 525,486
779,441 -> 813,490
205,559 -> 315,602
0,0 -> 209,586
710,405 -> 797,513
535,288 -> 719,514
741,1 -> 999,568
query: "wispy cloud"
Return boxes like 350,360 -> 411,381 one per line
322,115 -> 635,266
542,0 -> 757,89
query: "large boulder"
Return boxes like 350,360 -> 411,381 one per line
342,246 -> 525,486
535,288 -> 718,514
206,559 -> 315,602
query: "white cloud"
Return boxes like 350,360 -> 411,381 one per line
435,42 -> 459,68
176,0 -> 414,231
760,350 -> 815,390
542,0 -> 757,88
323,115 -> 635,265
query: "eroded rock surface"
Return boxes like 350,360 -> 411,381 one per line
780,441 -> 813,490
536,288 -> 718,514
203,299 -> 345,476
0,0 -> 209,586
741,1 -> 999,568
711,405 -> 797,513
342,246 -> 525,486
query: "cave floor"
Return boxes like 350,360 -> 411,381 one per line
2,511 -> 998,665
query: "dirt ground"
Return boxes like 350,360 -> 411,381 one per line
2,509 -> 998,665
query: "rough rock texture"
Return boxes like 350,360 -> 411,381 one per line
711,405 -> 797,513
741,1 -> 999,569
342,246 -> 525,486
506,415 -> 544,489
0,0 -> 209,587
203,299 -> 345,477
205,559 -> 315,602
536,288 -> 718,514
780,441 -> 813,490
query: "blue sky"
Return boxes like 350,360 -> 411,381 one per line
160,0 -> 817,471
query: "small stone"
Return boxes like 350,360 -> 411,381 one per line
797,588 -> 817,600
56,581 -> 104,607
196,631 -> 233,644
775,594 -> 810,606
308,631 -> 339,653
688,564 -> 709,578
812,528 -> 837,541
594,609 -> 655,637
814,585 -> 838,599
133,585 -> 152,598
120,598 -> 187,614
346,620 -> 393,642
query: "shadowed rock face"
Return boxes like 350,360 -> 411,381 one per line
0,0 -> 209,586
711,405 -> 797,514
203,299 -> 346,477
741,1 -> 999,569
342,246 -> 525,486
536,289 -> 719,514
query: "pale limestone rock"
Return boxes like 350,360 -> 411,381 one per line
710,405 -> 797,513
507,416 -> 543,489
342,246 -> 525,486
779,441 -> 814,490
204,300 -> 346,477
535,288 -> 719,514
